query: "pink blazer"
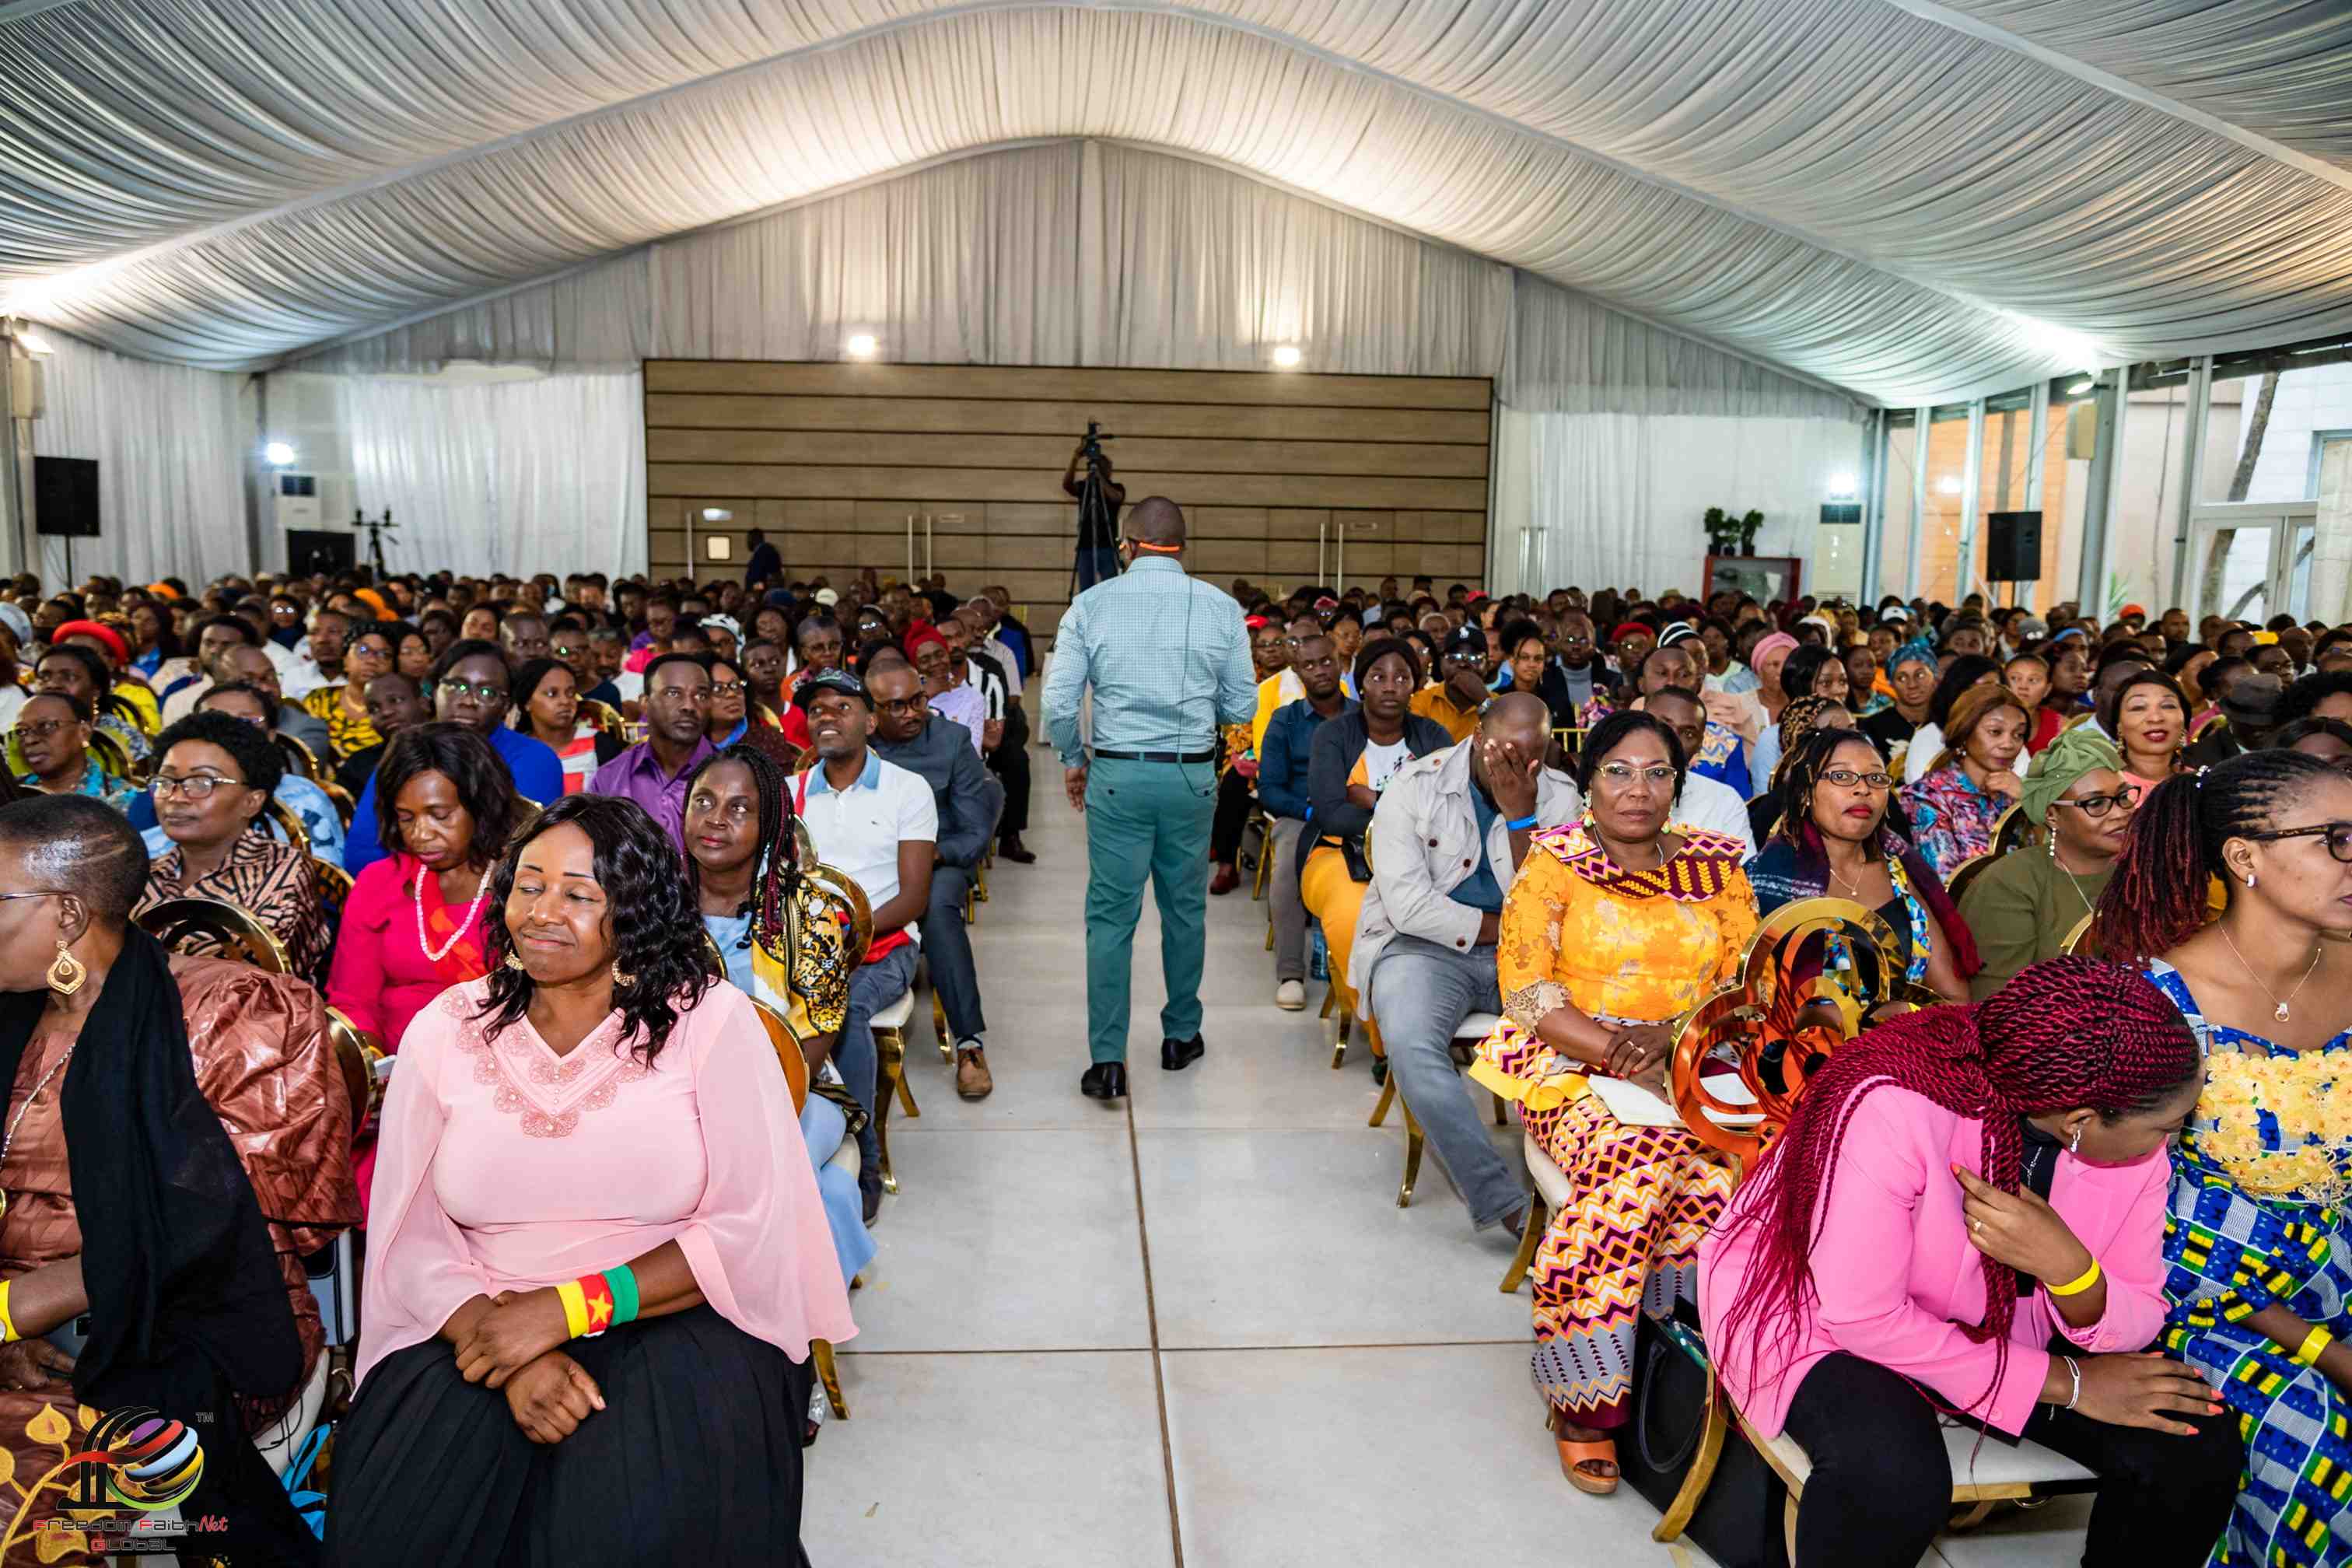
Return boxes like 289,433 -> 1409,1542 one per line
1699,1082 -> 2172,1437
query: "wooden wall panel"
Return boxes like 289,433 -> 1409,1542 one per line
643,361 -> 1491,646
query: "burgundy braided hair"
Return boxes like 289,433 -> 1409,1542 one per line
2093,748 -> 2336,963
1714,957 -> 2197,1417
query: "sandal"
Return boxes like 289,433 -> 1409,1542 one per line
1549,1411 -> 1619,1496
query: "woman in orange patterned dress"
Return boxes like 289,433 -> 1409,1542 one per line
1469,711 -> 1758,1497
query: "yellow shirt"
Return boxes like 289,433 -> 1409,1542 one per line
1409,683 -> 1480,744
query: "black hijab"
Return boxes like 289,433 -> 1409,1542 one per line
0,926 -> 313,1559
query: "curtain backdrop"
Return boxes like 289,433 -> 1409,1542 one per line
33,333 -> 250,586
1493,408 -> 1867,596
338,374 -> 646,577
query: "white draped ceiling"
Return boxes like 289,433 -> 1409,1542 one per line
8,1 -> 2352,405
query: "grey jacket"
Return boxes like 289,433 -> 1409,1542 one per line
1346,737 -> 1581,1009
873,715 -> 1003,869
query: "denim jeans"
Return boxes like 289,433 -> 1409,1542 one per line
1364,934 -> 1521,1227
1265,817 -> 1310,982
838,943 -> 918,1189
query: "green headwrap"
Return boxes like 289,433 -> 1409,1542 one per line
2020,723 -> 2123,826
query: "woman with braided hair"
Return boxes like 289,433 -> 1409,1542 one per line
2096,748 -> 2352,1567
1699,959 -> 2238,1568
682,746 -> 871,1305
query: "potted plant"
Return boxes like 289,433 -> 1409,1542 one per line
1703,507 -> 1767,557
1736,508 -> 1763,555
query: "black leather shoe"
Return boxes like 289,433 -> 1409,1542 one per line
1080,1062 -> 1129,1101
998,835 -> 1037,865
1160,1034 -> 1206,1072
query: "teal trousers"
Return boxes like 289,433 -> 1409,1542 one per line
1083,756 -> 1218,1065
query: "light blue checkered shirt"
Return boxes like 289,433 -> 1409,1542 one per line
1043,558 -> 1258,767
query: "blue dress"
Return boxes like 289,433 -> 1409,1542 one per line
2150,962 -> 2352,1567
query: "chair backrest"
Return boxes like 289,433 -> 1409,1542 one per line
275,732 -> 320,779
319,779 -> 357,827
804,865 -> 873,968
579,698 -> 627,740
136,895 -> 291,974
2060,911 -> 2098,957
313,857 -> 353,936
1668,895 -> 1920,1181
88,726 -> 134,781
323,1006 -> 384,1126
751,998 -> 810,1114
1943,849 -> 1997,907
256,797 -> 310,850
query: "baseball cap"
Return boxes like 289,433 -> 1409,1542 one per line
793,668 -> 872,712
1443,623 -> 1486,659
813,588 -> 840,607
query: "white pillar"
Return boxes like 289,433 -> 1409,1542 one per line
2314,440 -> 2352,626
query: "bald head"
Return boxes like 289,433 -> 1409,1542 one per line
1481,690 -> 1551,747
1125,496 -> 1187,551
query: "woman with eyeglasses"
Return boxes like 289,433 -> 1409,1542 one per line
1467,710 -> 1758,1496
36,641 -> 152,779
12,692 -> 137,812
1958,726 -> 2136,999
301,621 -> 402,761
513,657 -> 621,795
2092,749 -> 2352,1568
1746,726 -> 1976,1006
133,712 -> 330,982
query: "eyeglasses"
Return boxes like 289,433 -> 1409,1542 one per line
10,719 -> 72,742
2244,821 -> 2352,863
2054,784 -> 2142,817
438,679 -> 508,703
1556,635 -> 1593,649
152,772 -> 250,800
709,681 -> 746,698
1595,762 -> 1677,786
1818,768 -> 1894,790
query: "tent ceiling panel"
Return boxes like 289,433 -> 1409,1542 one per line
4,0 -> 2350,404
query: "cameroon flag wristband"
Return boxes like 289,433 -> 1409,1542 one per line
555,1266 -> 643,1340
0,1279 -> 17,1345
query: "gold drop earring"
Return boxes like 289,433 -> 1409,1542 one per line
46,941 -> 86,997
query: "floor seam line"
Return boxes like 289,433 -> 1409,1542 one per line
1128,1085 -> 1185,1568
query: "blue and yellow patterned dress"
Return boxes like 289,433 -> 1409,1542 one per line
2150,961 -> 2352,1568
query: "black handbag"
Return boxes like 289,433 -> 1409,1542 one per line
1620,1307 -> 1790,1568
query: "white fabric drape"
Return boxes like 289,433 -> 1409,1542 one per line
1494,408 -> 1867,595
13,3 -> 2352,401
339,374 -> 646,577
31,333 -> 250,585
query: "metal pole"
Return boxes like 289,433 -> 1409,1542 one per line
1859,409 -> 1885,605
2168,356 -> 2214,611
2076,368 -> 2125,616
2021,380 -> 2050,611
1955,399 -> 1986,604
1906,404 -> 1930,600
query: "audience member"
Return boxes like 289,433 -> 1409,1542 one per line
135,711 -> 330,979
326,795 -> 849,1566
868,656 -> 1001,1101
1413,623 -> 1490,742
1958,726 -> 2133,998
12,691 -> 135,809
2102,668 -> 2189,794
302,618 -> 397,761
334,671 -> 430,800
586,651 -> 713,854
1258,632 -> 1354,1008
345,641 -> 562,873
1700,961 -> 2233,1568
1468,710 -> 1756,1495
1901,683 -> 2030,879
513,656 -> 621,793
1643,687 -> 1756,854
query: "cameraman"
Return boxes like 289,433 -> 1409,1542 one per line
1063,433 -> 1126,590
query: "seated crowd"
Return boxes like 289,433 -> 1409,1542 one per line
0,560 -> 1034,1562
1224,574 -> 2352,1568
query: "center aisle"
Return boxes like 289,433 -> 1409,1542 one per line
799,768 -> 2084,1566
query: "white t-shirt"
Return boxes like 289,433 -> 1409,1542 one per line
1362,737 -> 1412,793
796,751 -> 939,940
1672,772 -> 1756,858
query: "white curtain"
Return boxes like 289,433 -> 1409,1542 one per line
1496,408 -> 1866,595
31,332 -> 250,585
340,374 -> 646,577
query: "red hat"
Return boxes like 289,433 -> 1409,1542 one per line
51,619 -> 127,665
1612,621 -> 1654,643
903,625 -> 949,659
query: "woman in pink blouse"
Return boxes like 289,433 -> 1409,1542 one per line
326,725 -> 522,1213
326,793 -> 852,1565
1699,960 -> 2238,1568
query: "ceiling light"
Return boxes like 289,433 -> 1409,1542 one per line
1272,344 -> 1302,369
2064,376 -> 2095,395
263,441 -> 296,467
1936,475 -> 1962,495
701,507 -> 733,523
1827,473 -> 1858,499
12,328 -> 51,355
845,334 -> 877,359
2004,313 -> 2104,372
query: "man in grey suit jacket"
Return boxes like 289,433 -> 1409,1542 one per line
1351,692 -> 1580,1234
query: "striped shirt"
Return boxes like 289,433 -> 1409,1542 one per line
1042,558 -> 1257,766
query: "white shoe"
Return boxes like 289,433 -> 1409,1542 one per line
1276,980 -> 1306,1010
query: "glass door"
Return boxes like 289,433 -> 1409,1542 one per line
2183,508 -> 2318,625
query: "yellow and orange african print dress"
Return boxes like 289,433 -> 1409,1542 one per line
1470,820 -> 1757,1425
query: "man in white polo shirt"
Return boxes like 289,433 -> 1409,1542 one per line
793,668 -> 936,1221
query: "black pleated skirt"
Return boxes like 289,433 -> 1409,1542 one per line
324,1304 -> 813,1567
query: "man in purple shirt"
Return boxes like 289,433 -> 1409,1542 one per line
588,651 -> 714,854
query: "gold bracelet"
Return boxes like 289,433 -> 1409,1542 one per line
2046,1257 -> 2103,1298
2294,1326 -> 2334,1367
0,1279 -> 19,1345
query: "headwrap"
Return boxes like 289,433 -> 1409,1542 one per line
1712,959 -> 2196,1428
1886,636 -> 1938,674
700,613 -> 741,642
146,582 -> 180,600
903,625 -> 949,660
0,603 -> 30,648
2119,604 -> 2147,619
1611,621 -> 1654,643
2020,725 -> 2123,826
352,587 -> 392,619
1748,631 -> 1797,673
51,618 -> 128,664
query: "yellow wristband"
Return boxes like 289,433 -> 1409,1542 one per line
0,1279 -> 17,1345
552,1279 -> 591,1340
2294,1326 -> 2334,1367
2046,1258 -> 2103,1298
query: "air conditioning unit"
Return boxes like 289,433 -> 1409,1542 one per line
273,471 -> 321,530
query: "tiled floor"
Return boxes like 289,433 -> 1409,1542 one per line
801,782 -> 2087,1566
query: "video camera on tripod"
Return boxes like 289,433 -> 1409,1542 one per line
1078,419 -> 1115,467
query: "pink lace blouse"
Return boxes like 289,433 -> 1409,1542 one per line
355,976 -> 854,1384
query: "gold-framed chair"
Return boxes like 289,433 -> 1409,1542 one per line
255,797 -> 311,851
1989,802 -> 2033,859
2060,911 -> 2098,957
749,993 -> 847,1416
809,865 -> 919,1195
320,778 -> 357,828
1943,849 -> 1997,907
313,856 -> 353,934
1366,1016 -> 1509,1208
135,895 -> 291,974
579,698 -> 627,741
275,731 -> 320,780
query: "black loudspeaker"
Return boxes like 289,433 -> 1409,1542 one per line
286,530 -> 356,576
32,457 -> 98,537
1983,509 -> 2042,583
